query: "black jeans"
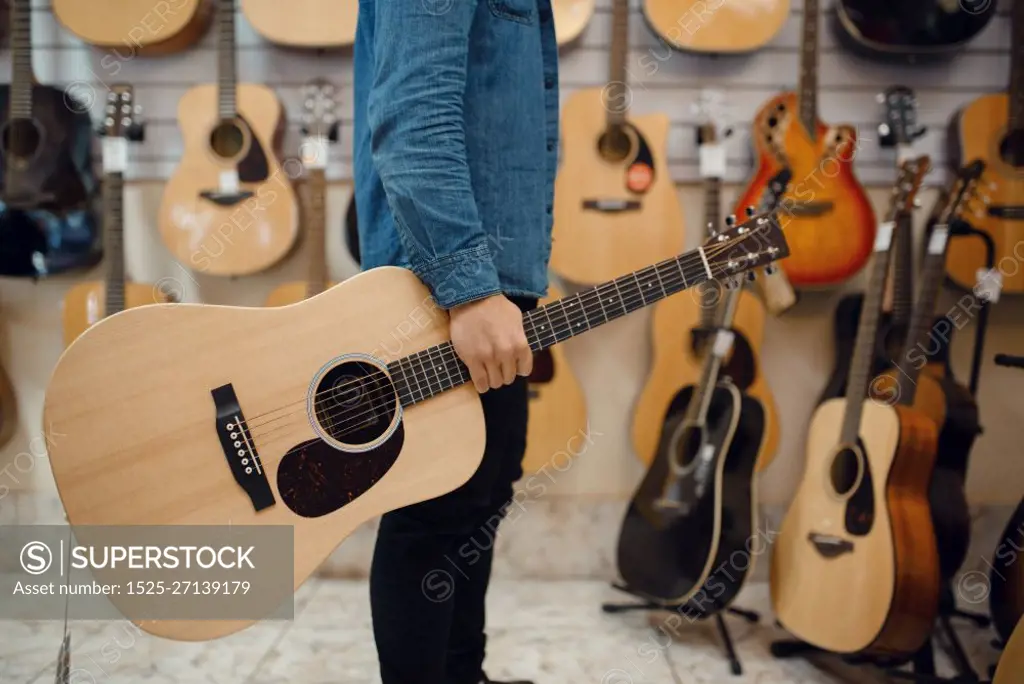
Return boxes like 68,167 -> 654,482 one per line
370,301 -> 534,684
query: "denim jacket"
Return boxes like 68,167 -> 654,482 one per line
353,0 -> 559,309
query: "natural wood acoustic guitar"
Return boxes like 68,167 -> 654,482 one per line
945,1 -> 1024,295
44,212 -> 788,641
265,80 -> 339,307
63,86 -> 170,347
241,0 -> 357,49
770,157 -> 940,657
550,0 -> 685,285
994,614 -> 1024,684
990,496 -> 1024,648
158,0 -> 298,276
553,0 -> 594,45
53,0 -> 212,53
643,0 -> 788,53
734,0 -> 875,289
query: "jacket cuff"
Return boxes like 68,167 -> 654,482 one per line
412,242 -> 503,309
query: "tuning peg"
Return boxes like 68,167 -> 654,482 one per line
725,214 -> 736,227
745,205 -> 755,217
745,271 -> 756,282
723,276 -> 739,290
914,125 -> 928,139
876,92 -> 885,104
706,221 -> 717,237
765,264 -> 777,275
913,198 -> 922,208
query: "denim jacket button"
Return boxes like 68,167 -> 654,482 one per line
544,78 -> 554,89
547,141 -> 554,152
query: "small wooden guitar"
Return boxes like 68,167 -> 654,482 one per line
553,0 -> 595,46
771,157 -> 939,657
945,1 -> 1024,295
53,0 -> 212,53
265,80 -> 339,307
241,0 -> 357,48
522,283 -> 588,475
994,614 -> 1024,684
44,212 -> 787,641
735,0 -> 875,289
158,0 -> 298,276
550,0 -> 685,285
63,86 -> 170,348
643,0 -> 788,54
0,0 -> 101,278
991,497 -> 1024,647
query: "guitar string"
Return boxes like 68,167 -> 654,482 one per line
245,230 -> 771,444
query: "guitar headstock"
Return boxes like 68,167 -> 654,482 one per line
693,89 -> 731,180
760,168 -> 793,213
99,84 -> 144,173
300,79 -> 340,171
702,209 -> 789,287
878,86 -> 925,159
940,159 -> 989,224
887,155 -> 931,217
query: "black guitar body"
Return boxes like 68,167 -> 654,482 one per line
818,293 -> 903,405
834,0 -> 996,62
990,498 -> 1024,644
344,194 -> 360,265
0,84 -> 100,277
617,383 -> 764,611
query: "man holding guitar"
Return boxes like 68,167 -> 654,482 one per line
353,2 -> 558,683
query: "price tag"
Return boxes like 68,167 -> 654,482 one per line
698,144 -> 727,179
102,137 -> 128,173
711,329 -> 735,358
927,226 -> 949,255
975,268 -> 1002,304
873,221 -> 895,252
301,136 -> 329,170
219,169 -> 240,194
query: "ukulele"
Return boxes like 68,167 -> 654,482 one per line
53,0 -> 212,53
734,0 -> 875,289
945,0 -> 1024,295
63,86 -> 170,348
643,0 -> 788,54
633,92 -> 779,473
549,0 -> 685,285
43,212 -> 788,641
771,157 -> 940,657
521,283 -> 588,475
158,0 -> 298,276
241,0 -> 357,48
553,0 -> 595,46
0,0 -> 101,278
618,207 -> 770,608
265,80 -> 339,307
990,497 -> 1024,647
994,614 -> 1024,684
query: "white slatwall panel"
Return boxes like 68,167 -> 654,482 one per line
11,0 -> 1015,185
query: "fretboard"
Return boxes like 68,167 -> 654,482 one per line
890,209 -> 914,327
217,0 -> 237,120
389,247 -> 718,407
687,284 -> 741,426
9,0 -> 32,122
700,177 -> 722,329
605,0 -> 630,128
798,0 -> 820,140
103,172 -> 126,317
1010,0 -> 1023,133
305,169 -> 328,298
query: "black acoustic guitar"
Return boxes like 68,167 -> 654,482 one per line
0,0 -> 100,277
834,0 -> 996,61
344,194 -> 360,265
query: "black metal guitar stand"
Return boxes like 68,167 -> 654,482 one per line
602,583 -> 759,676
946,220 -> 997,399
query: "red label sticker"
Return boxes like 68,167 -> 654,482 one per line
627,163 -> 653,193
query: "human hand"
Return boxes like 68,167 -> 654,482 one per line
449,294 -> 533,393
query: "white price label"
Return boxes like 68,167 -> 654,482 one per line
698,144 -> 727,179
927,226 -> 949,255
301,136 -> 330,170
873,221 -> 895,252
219,170 -> 240,194
975,268 -> 1002,304
102,138 -> 128,173
711,329 -> 735,358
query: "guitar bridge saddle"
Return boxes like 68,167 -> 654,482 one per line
808,532 -> 855,558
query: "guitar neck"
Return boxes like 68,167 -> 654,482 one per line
895,224 -> 948,405
217,0 -> 238,120
699,177 -> 722,329
103,171 -> 126,317
1009,0 -> 1023,133
889,209 -> 914,326
305,169 -> 328,298
687,285 -> 741,426
9,0 -> 32,121
606,0 -> 629,128
798,0 -> 820,140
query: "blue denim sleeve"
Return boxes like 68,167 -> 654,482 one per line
366,0 -> 502,310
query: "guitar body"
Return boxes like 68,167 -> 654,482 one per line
618,383 -> 764,606
736,93 -> 875,288
0,357 -> 16,450
344,195 -> 360,265
265,281 -> 339,307
62,283 -> 170,347
642,0 -> 788,53
0,85 -> 101,277
158,84 -> 298,276
52,0 -> 212,53
44,267 -> 487,641
990,498 -> 1024,645
553,0 -> 594,46
994,616 -> 1024,684
817,295 -> 902,405
771,399 -> 939,655
241,0 -> 358,48
550,89 -> 685,284
946,94 -> 1024,294
633,290 -> 778,471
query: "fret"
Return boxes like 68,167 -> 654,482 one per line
1009,0 -> 1023,133
390,364 -> 411,405
9,0 -> 33,122
798,0 -> 820,140
104,172 -> 126,317
413,351 -> 438,397
603,280 -> 629,320
402,357 -> 426,404
605,0 -> 630,127
563,293 -> 590,335
533,306 -> 558,350
217,0 -> 238,120
890,210 -> 914,327
305,169 -> 329,298
550,297 -> 574,342
704,178 -> 721,239
427,345 -> 454,393
635,267 -> 663,305
631,272 -> 649,307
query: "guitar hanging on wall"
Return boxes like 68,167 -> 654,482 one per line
549,0 -> 685,285
53,0 -> 212,53
553,0 -> 595,46
158,0 -> 298,276
241,0 -> 358,49
0,0 -> 101,278
643,0 -> 788,54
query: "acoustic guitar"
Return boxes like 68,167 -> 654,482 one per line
618,209 -> 769,608
44,212 -> 788,641
771,157 -> 940,657
0,0 -> 101,278
0,311 -> 16,450
991,497 -> 1024,647
550,0 -> 685,285
643,0 -> 788,54
633,95 -> 779,474
53,0 -> 212,53
265,80 -> 339,307
158,0 -> 298,276
63,87 -> 170,347
994,615 -> 1024,684
344,196 -> 360,265
241,0 -> 357,49
553,0 -> 595,46
945,1 -> 1024,295
734,0 -> 875,289
522,283 -> 588,475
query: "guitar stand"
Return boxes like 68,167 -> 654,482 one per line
946,220 -> 996,400
601,583 -> 760,676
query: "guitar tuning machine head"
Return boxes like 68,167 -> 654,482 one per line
745,205 -> 755,217
745,271 -> 757,282
723,276 -> 740,290
876,92 -> 886,104
764,264 -> 777,275
725,214 -> 736,227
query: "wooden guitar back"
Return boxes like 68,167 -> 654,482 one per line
241,0 -> 358,48
53,0 -> 212,53
550,89 -> 685,285
643,0 -> 788,53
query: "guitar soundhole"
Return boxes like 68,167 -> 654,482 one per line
209,119 -> 248,161
529,350 -> 554,384
1,119 -> 42,162
311,360 -> 398,449
999,129 -> 1024,168
598,126 -> 632,163
829,447 -> 862,497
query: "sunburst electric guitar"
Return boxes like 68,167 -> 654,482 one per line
735,0 -> 875,289
45,212 -> 788,642
158,0 -> 298,276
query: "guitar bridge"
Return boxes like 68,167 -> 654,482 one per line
808,532 -> 854,558
200,190 -> 256,207
582,199 -> 641,213
211,383 -> 275,512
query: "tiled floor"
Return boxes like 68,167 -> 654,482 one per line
0,580 -> 1005,684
